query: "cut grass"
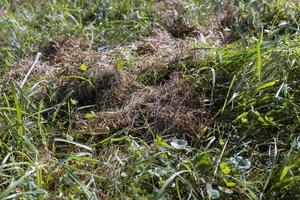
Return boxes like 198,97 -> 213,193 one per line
0,0 -> 300,199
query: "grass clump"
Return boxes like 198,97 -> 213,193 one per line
183,29 -> 300,199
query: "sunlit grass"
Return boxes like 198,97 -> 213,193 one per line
0,0 -> 299,199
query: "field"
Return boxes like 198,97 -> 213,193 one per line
0,0 -> 300,199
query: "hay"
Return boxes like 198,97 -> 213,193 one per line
3,30 -> 211,141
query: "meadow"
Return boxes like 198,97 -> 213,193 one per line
0,0 -> 299,199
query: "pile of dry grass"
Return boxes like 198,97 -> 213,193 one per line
66,31 -> 210,141
3,30 -> 211,141
74,77 -> 210,141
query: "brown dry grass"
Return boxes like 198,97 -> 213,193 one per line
3,30 -> 211,142
74,78 -> 210,141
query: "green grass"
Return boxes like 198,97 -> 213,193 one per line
0,0 -> 300,199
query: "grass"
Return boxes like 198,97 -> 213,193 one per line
0,0 -> 300,199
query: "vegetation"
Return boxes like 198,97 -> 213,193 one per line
0,0 -> 299,199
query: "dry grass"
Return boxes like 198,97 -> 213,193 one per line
3,30 -> 210,143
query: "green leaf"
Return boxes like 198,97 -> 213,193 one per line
280,166 -> 289,181
256,81 -> 277,92
220,162 -> 231,175
219,139 -> 225,146
236,112 -> 248,123
256,29 -> 263,83
225,181 -> 236,187
84,112 -> 98,119
197,153 -> 212,166
80,63 -> 88,72
70,98 -> 78,105
155,135 -> 170,147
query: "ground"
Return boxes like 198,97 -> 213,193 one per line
0,0 -> 300,199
